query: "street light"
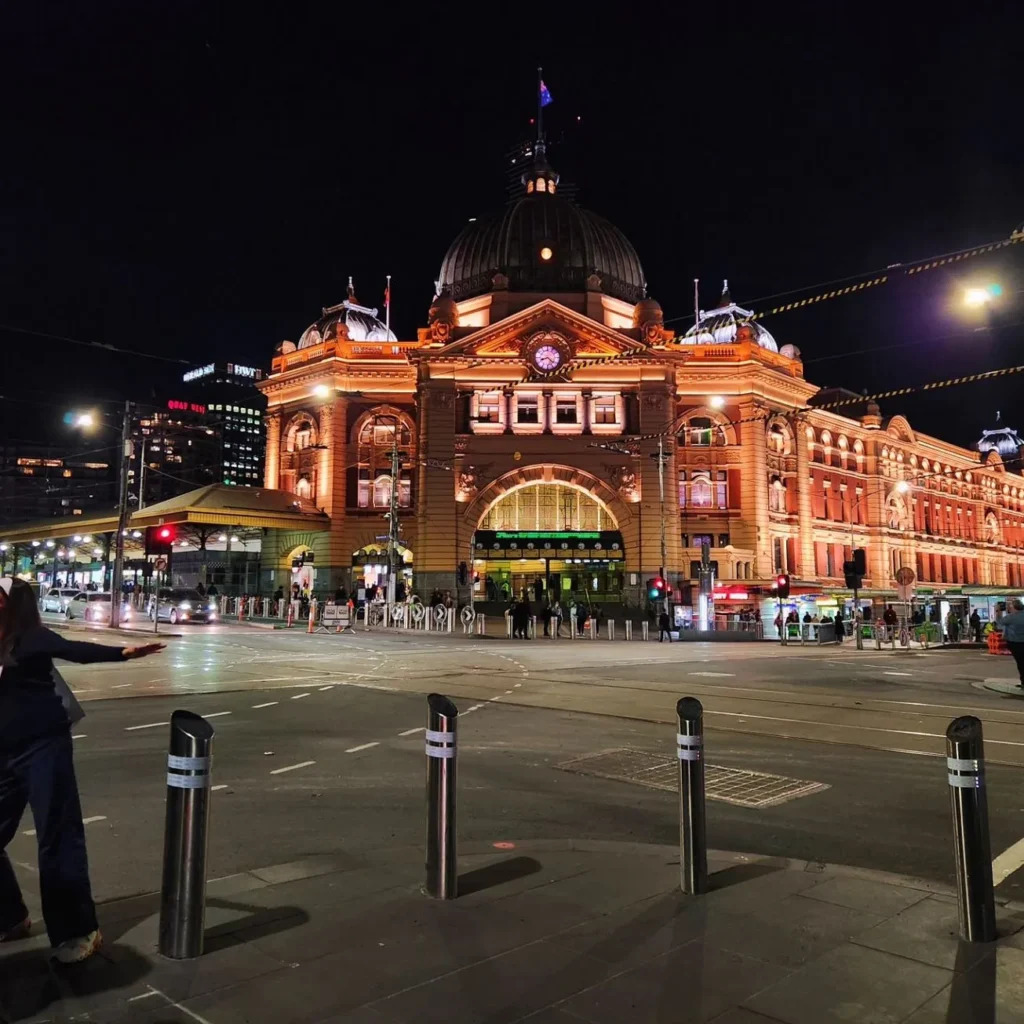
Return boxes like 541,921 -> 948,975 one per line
313,384 -> 330,398
964,284 -> 1003,307
74,412 -> 95,428
709,395 -> 726,410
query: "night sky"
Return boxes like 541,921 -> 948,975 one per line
2,4 -> 1022,449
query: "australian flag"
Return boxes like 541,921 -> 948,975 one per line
539,80 -> 552,107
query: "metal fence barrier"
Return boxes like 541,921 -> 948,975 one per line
425,693 -> 458,899
159,711 -> 215,959
676,697 -> 707,895
946,715 -> 996,942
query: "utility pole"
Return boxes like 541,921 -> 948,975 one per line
138,435 -> 148,510
387,429 -> 400,605
109,400 -> 134,628
656,436 -> 669,618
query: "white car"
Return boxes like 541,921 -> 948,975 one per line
67,592 -> 133,625
41,587 -> 83,614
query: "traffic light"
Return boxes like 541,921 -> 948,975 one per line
774,573 -> 791,599
647,577 -> 666,600
145,524 -> 176,556
852,548 -> 867,576
843,560 -> 863,590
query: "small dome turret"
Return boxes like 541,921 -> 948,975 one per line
679,279 -> 779,353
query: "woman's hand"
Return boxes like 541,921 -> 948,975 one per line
122,643 -> 166,659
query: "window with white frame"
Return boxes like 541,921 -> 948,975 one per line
555,396 -> 578,424
476,393 -> 500,423
517,395 -> 539,424
593,395 -> 616,424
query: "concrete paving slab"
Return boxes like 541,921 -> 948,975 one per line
368,939 -> 612,1024
559,941 -> 791,1023
744,942 -> 952,1024
905,946 -> 1024,1023
799,875 -> 931,917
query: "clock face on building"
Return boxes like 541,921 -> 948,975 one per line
533,344 -> 562,371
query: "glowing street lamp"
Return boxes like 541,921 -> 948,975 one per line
709,395 -> 726,410
313,384 -> 330,398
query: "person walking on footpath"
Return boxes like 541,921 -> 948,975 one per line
0,578 -> 164,963
658,609 -> 672,642
970,609 -> 983,643
996,599 -> 1024,688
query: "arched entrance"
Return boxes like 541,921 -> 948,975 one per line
285,544 -> 318,595
466,472 -> 628,605
352,542 -> 413,600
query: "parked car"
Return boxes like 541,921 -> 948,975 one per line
67,591 -> 133,625
147,588 -> 218,624
41,587 -> 83,614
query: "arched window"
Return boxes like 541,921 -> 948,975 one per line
284,413 -> 318,453
690,472 -> 713,507
688,417 -> 714,447
355,409 -> 415,510
296,476 -> 311,498
853,438 -> 865,471
767,425 -> 787,454
769,476 -> 787,512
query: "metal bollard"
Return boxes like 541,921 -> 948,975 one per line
248,596 -> 256,619
261,597 -> 269,619
946,716 -> 996,942
506,614 -> 513,639
676,697 -> 708,895
476,613 -> 485,635
625,620 -> 633,640
607,620 -> 615,641
570,617 -> 578,639
530,615 -> 537,639
425,693 -> 458,899
447,607 -> 454,633
159,711 -> 215,959
642,621 -> 649,641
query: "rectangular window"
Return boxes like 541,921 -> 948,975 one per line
689,417 -> 713,447
357,469 -> 370,508
678,470 -> 687,508
718,533 -> 730,547
593,396 -> 616,424
716,470 -> 727,508
773,538 -> 784,573
517,396 -> 539,424
477,394 -> 500,423
555,397 -> 578,424
826,546 -> 835,577
693,534 -> 713,550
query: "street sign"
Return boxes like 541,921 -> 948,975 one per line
154,556 -> 168,572
897,583 -> 914,602
895,566 -> 915,586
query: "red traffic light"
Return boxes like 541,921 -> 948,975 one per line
776,575 -> 787,588
158,527 -> 173,540
653,577 -> 665,590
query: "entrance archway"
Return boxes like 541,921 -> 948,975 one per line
464,466 -> 631,606
352,542 -> 413,599
285,544 -> 317,595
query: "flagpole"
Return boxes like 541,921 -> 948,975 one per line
536,65 -> 543,145
385,274 -> 391,338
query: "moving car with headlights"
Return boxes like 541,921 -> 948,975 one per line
67,591 -> 133,624
148,588 -> 218,624
41,587 -> 83,614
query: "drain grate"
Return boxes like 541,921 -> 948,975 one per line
555,748 -> 830,808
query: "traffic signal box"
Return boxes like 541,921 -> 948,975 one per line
774,573 -> 791,599
145,524 -> 176,556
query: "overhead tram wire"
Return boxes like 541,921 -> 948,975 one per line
0,324 -> 196,366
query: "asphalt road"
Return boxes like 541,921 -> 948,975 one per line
7,618 -> 1024,911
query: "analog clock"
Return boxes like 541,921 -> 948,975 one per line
533,344 -> 562,371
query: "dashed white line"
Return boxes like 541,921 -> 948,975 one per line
211,784 -> 229,792
269,760 -> 316,775
111,683 -> 133,689
514,683 -> 522,688
128,991 -> 161,1003
252,701 -> 279,709
125,721 -> 168,732
318,685 -> 335,691
467,704 -> 485,711
488,696 -> 502,702
399,727 -> 425,736
345,742 -> 380,754
689,671 -> 736,678
72,734 -> 87,740
884,671 -> 914,677
291,692 -> 311,700
204,711 -> 233,719
994,837 -> 1024,885
505,690 -> 514,694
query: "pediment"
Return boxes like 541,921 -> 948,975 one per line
428,299 -> 648,362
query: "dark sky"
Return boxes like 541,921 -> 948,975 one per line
2,3 -> 1022,448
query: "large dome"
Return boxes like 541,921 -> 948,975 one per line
436,177 -> 646,305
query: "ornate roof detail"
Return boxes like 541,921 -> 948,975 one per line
679,280 -> 779,353
978,411 -> 1023,458
297,278 -> 396,348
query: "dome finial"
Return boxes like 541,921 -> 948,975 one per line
720,279 -> 731,306
347,275 -> 356,303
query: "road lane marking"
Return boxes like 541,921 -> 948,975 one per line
126,721 -> 168,731
72,734 -> 87,740
993,837 -> 1024,884
505,690 -> 514,694
318,685 -> 334,691
399,727 -> 425,736
252,701 -> 279,709
689,672 -> 736,678
211,784 -> 229,792
291,692 -> 311,700
111,683 -> 133,689
128,991 -> 161,1003
24,815 -> 106,838
204,712 -> 233,718
270,760 -> 316,775
143,986 -> 216,1024
345,742 -> 380,754
884,671 -> 913,677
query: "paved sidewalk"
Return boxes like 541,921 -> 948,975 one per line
3,840 -> 1024,1024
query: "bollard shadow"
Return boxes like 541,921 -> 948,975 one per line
458,856 -> 543,897
203,896 -> 311,951
706,860 -> 787,893
944,940 -> 997,1024
0,943 -> 152,1022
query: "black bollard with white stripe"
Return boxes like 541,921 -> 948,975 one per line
159,711 -> 215,959
677,697 -> 708,895
425,693 -> 458,899
946,715 -> 996,942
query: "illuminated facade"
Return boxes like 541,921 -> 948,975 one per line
258,150 -> 1024,610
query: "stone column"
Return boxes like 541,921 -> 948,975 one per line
581,390 -> 592,434
317,395 -> 349,593
264,412 -> 282,489
793,416 -> 814,577
735,401 -> 771,577
503,388 -> 514,434
542,389 -> 553,433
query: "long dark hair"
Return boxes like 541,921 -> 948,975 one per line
0,580 -> 41,660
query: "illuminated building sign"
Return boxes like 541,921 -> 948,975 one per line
183,363 -> 215,382
713,588 -> 750,601
227,363 -> 261,379
167,400 -> 207,415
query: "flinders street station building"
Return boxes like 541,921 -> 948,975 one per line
259,148 -> 1024,626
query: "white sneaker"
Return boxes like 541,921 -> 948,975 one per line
51,929 -> 102,964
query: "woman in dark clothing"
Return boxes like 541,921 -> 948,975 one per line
0,578 -> 163,963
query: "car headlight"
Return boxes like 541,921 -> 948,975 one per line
207,602 -> 217,611
179,601 -> 192,610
